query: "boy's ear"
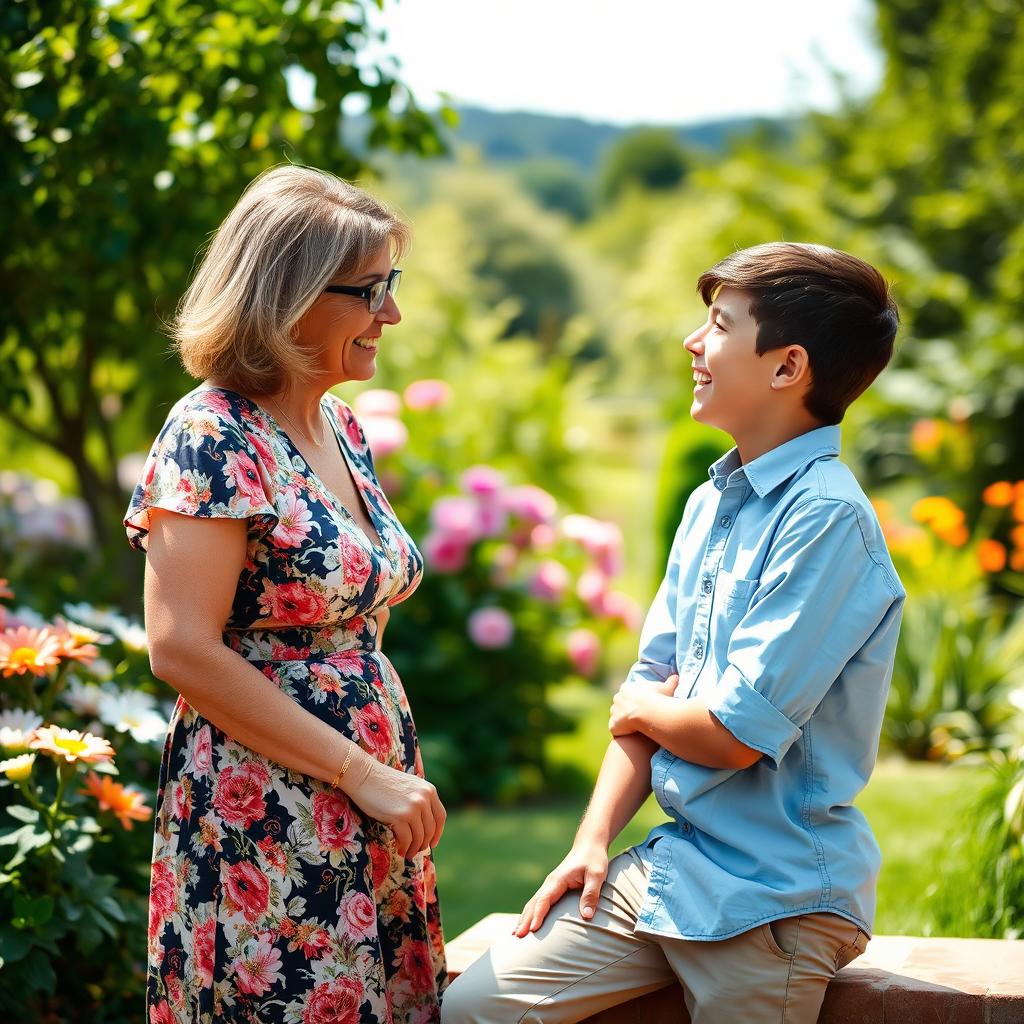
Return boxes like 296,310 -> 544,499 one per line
769,345 -> 811,391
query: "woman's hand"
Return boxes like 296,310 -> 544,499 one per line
514,840 -> 609,936
608,674 -> 678,737
344,752 -> 446,859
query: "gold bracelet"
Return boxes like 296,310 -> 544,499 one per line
331,745 -> 354,789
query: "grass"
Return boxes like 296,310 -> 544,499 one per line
433,686 -> 990,939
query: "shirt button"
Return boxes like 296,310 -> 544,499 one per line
693,643 -> 704,659
681,821 -> 693,835
702,577 -> 713,595
719,514 -> 732,529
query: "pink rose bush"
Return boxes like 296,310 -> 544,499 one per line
357,382 -> 641,803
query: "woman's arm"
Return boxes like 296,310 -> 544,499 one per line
144,510 -> 445,857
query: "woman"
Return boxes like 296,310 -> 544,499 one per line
125,165 -> 447,1024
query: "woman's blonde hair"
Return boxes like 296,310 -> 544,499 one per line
170,164 -> 410,394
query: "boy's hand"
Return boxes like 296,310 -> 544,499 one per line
514,841 -> 609,936
608,674 -> 678,737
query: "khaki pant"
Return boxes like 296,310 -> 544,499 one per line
442,848 -> 868,1024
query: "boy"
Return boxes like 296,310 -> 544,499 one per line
442,243 -> 906,1024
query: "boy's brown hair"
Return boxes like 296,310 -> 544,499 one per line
697,242 -> 899,424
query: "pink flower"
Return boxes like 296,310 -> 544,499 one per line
339,890 -> 377,940
171,780 -> 192,821
476,501 -> 508,538
272,487 -> 314,548
312,790 -> 359,854
404,379 -> 452,411
577,568 -> 609,614
602,591 -> 643,631
503,485 -> 557,525
258,579 -> 328,625
429,496 -> 480,543
340,531 -> 373,588
326,649 -> 367,676
246,429 -> 280,478
149,1000 -> 174,1024
223,860 -> 271,923
302,978 -> 363,1024
149,859 -> 177,938
233,937 -> 283,996
422,532 -> 469,574
351,702 -> 394,761
354,389 -> 402,418
567,628 -> 601,677
489,543 -> 518,585
361,416 -> 408,459
186,724 -> 213,777
461,465 -> 505,498
529,560 -> 570,602
212,760 -> 270,829
222,449 -> 267,508
467,607 -> 514,649
563,515 -> 624,575
530,524 -> 558,549
194,916 -> 216,988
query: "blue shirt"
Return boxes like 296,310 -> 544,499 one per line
630,426 -> 905,942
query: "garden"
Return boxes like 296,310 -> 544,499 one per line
2,0 -> 1023,1020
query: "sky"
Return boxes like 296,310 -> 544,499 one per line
357,0 -> 884,126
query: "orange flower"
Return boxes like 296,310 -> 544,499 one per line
977,540 -> 1007,573
982,481 -> 1015,507
81,771 -> 152,830
29,726 -> 114,764
0,579 -> 13,601
934,523 -> 969,547
1014,499 -> 1024,524
1011,550 -> 1024,573
910,419 -> 944,456
50,618 -> 102,664
1011,525 -> 1024,550
0,626 -> 63,677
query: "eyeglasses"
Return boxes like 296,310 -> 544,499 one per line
323,268 -> 402,314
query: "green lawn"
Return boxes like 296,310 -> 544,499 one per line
434,687 -> 989,939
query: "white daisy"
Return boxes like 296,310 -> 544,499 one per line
0,709 -> 43,750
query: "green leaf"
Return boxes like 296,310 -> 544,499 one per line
96,895 -> 126,923
5,806 -> 40,825
0,925 -> 32,964
21,948 -> 57,994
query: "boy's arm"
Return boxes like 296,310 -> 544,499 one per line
515,702 -> 672,936
613,499 -> 904,772
514,511 -> 696,937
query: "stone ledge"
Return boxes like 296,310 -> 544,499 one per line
446,913 -> 1024,1023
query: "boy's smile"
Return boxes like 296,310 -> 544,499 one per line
684,286 -> 774,442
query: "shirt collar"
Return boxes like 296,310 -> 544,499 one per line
709,425 -> 841,497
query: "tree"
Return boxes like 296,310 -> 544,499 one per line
0,0 -> 446,602
598,128 -> 689,204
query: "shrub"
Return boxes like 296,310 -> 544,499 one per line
351,386 -> 640,804
0,586 -> 163,1021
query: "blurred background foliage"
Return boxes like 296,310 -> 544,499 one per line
2,4 -> 1024,1001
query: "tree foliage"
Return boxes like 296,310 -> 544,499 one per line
0,0 -> 445,595
598,128 -> 689,204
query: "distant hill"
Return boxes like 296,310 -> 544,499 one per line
442,105 -> 793,172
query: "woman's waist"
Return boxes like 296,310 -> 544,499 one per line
224,623 -> 383,661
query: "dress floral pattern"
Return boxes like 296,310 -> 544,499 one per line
125,386 -> 445,1024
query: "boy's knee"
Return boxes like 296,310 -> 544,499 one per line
440,975 -> 490,1024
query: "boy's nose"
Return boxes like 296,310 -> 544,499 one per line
683,324 -> 706,353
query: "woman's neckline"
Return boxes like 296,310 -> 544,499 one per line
199,384 -> 390,558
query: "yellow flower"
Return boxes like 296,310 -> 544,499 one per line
0,626 -> 63,677
81,771 -> 152,830
29,726 -> 114,765
0,753 -> 36,782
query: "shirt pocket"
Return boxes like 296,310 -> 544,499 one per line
715,571 -> 758,618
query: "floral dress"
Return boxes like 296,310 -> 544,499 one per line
124,385 -> 446,1024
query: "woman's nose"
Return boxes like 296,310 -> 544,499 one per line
377,293 -> 402,326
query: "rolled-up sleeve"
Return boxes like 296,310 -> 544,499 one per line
707,498 -> 904,768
